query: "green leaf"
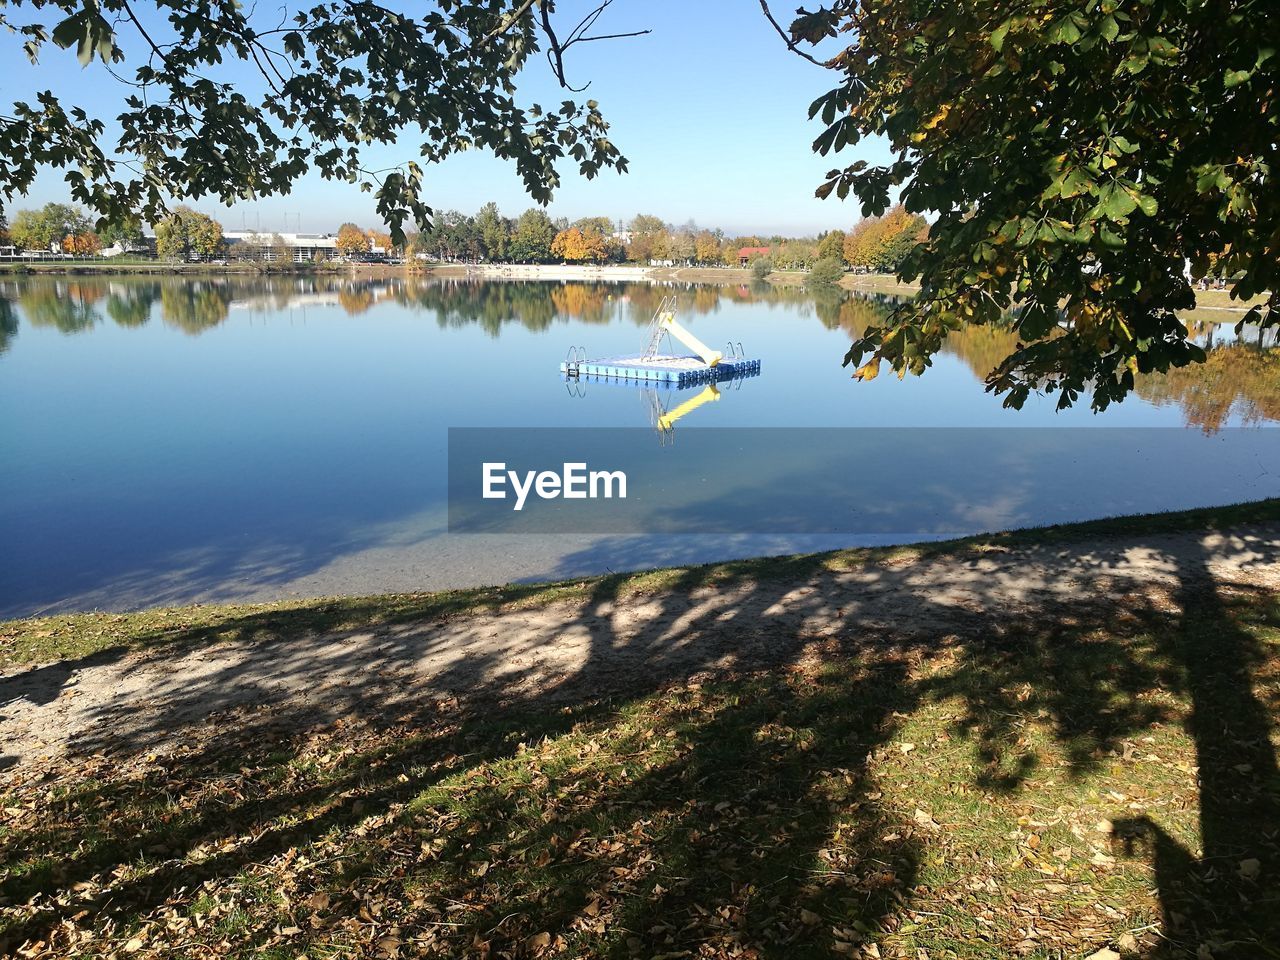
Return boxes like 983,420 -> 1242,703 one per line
1061,166 -> 1093,198
1104,188 -> 1138,219
990,20 -> 1011,51
1018,302 -> 1057,339
1055,18 -> 1082,44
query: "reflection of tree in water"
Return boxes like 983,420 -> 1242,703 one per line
828,292 -> 1029,383
0,298 -> 17,354
809,284 -> 847,327
159,283 -> 232,335
105,284 -> 158,328
394,280 -> 561,335
388,279 -> 828,334
337,287 -> 375,316
690,284 -> 722,315
10,276 -> 332,337
18,282 -> 104,334
1139,343 -> 1280,431
391,280 -> 781,334
7,275 -> 860,346
832,292 -> 1280,429
549,283 -> 611,324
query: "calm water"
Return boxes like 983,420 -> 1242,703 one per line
1,275 -> 1277,618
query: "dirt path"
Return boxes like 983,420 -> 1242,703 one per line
3,524 -> 1278,770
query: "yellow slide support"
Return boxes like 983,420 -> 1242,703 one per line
657,384 -> 720,432
660,312 -> 723,367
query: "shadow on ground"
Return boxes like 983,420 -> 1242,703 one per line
1,525 -> 1278,957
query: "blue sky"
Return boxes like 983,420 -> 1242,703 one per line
13,0 -> 891,236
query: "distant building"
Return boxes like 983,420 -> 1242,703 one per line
738,246 -> 770,267
222,231 -> 338,262
102,238 -> 155,258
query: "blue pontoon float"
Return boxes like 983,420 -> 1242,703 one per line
560,295 -> 761,388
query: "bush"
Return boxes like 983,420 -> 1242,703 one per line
807,256 -> 845,286
750,257 -> 773,280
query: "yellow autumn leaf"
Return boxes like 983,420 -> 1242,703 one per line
924,103 -> 951,129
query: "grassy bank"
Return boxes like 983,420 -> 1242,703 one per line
839,274 -> 1272,316
2,501 -> 1279,958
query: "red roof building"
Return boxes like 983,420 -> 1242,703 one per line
737,246 -> 770,267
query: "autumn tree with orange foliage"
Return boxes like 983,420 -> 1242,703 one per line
335,223 -> 370,257
61,231 -> 101,256
551,226 -> 610,263
842,205 -> 926,273
694,231 -> 723,265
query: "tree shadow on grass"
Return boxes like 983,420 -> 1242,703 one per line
0,525 -> 1277,956
1113,555 -> 1280,959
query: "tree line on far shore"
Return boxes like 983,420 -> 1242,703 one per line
1,200 -> 929,274
401,204 -> 929,274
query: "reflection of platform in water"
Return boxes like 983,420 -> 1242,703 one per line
563,363 -> 759,438
561,353 -> 761,387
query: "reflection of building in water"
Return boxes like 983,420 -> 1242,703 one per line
228,283 -> 399,313
229,293 -> 342,310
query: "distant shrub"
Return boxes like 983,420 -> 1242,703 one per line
807,256 -> 845,286
751,257 -> 773,280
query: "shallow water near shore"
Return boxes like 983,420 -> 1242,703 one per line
1,274 -> 1277,618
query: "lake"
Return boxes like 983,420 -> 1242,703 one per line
1,274 -> 1277,618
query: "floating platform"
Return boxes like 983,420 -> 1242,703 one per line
561,353 -> 761,387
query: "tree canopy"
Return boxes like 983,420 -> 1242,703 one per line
153,206 -> 223,260
1,0 -> 636,243
510,208 -> 556,263
791,0 -> 1278,409
9,203 -> 90,251
335,223 -> 370,257
842,206 -> 927,273
551,225 -> 613,262
98,216 -> 144,250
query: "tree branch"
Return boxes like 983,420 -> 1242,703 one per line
120,0 -> 173,68
539,0 -> 650,90
758,0 -> 825,67
539,0 -> 588,92
483,0 -> 538,44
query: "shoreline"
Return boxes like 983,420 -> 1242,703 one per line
4,497 -> 1277,659
1,259 -> 1265,314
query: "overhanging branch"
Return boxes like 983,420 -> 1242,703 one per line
758,0 -> 824,67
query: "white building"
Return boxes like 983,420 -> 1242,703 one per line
222,231 -> 339,262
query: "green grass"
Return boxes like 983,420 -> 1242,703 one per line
2,500 -> 1279,958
